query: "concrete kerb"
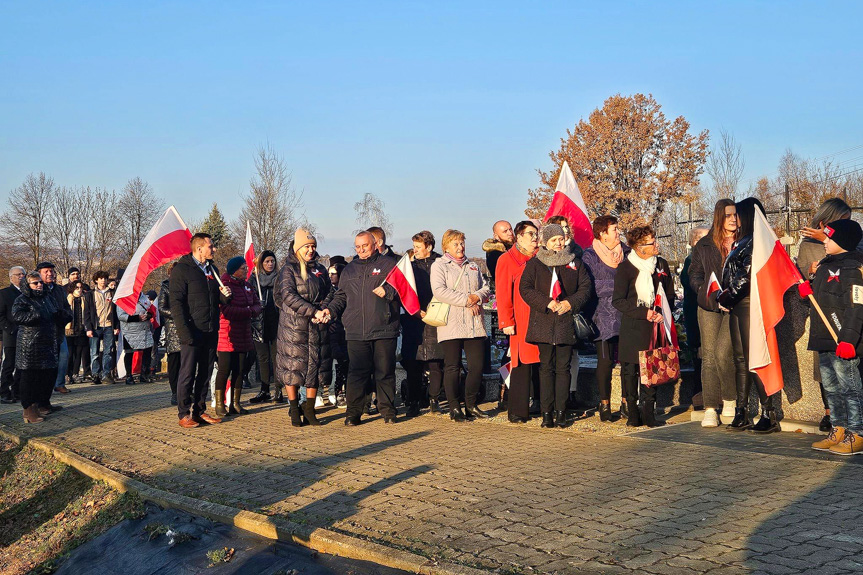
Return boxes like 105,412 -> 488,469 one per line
0,425 -> 488,575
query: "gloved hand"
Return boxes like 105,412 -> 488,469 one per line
797,281 -> 813,298
837,341 -> 857,359
716,289 -> 731,308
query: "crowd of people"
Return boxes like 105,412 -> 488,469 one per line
2,198 -> 862,455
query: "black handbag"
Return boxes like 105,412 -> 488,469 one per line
573,313 -> 599,341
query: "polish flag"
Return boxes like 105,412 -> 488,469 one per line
750,207 -> 802,395
499,361 -> 512,389
244,221 -> 255,280
706,272 -> 721,298
115,206 -> 193,315
544,161 -> 594,248
382,253 -> 420,315
549,268 -> 563,301
655,285 -> 678,348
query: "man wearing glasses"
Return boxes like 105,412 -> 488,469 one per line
0,266 -> 25,403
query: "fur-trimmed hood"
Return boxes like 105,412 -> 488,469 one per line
482,238 -> 511,253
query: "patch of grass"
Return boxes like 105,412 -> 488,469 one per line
0,439 -> 145,575
206,546 -> 235,566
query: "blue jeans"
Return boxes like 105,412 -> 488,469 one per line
819,352 -> 863,433
54,337 -> 69,389
90,327 -> 116,377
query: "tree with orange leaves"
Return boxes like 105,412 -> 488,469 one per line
526,93 -> 709,229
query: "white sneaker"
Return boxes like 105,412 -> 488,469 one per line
702,409 -> 720,428
328,393 -> 337,406
315,395 -> 325,408
721,400 -> 737,419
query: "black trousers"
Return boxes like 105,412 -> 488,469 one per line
124,346 -> 152,376
254,339 -> 276,392
729,297 -> 772,408
403,358 -> 443,405
0,346 -> 20,400
537,343 -> 573,413
167,351 -> 180,394
177,332 -> 217,419
346,338 -> 397,420
215,351 -> 245,394
621,361 -> 657,407
509,362 -> 538,419
595,338 -> 618,402
442,337 -> 485,409
67,335 -> 88,378
20,368 -> 58,409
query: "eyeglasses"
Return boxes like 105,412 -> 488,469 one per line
522,231 -> 538,238
11,272 -> 24,277
640,242 -> 656,247
28,280 -> 43,285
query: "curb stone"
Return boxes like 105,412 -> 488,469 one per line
0,425 -> 488,575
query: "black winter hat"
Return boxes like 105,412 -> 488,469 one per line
329,255 -> 347,267
35,261 -> 55,271
226,256 -> 246,276
824,219 -> 863,252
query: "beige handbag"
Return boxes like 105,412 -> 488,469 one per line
422,264 -> 468,327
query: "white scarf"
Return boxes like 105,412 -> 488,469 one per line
627,250 -> 657,307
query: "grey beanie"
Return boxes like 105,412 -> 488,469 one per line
540,223 -> 565,244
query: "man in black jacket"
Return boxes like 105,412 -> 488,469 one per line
170,233 -> 231,428
327,231 -> 401,425
37,261 -> 72,400
0,266 -> 25,403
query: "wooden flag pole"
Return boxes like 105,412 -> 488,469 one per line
800,280 -> 839,344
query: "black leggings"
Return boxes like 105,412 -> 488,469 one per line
621,362 -> 657,407
20,368 -> 58,409
66,336 -> 88,378
167,352 -> 180,394
509,362 -> 538,419
595,338 -> 618,402
254,340 -> 276,392
729,297 -> 773,409
124,347 -> 152,376
537,343 -> 573,413
442,337 -> 485,409
404,358 -> 443,405
215,351 -> 246,393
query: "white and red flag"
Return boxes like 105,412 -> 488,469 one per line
115,206 -> 192,316
382,253 -> 420,315
498,361 -> 512,389
549,268 -> 563,301
749,207 -> 802,395
244,221 -> 255,280
655,285 -> 678,348
544,161 -> 593,248
706,272 -> 721,298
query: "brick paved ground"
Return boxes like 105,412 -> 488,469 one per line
2,379 -> 862,575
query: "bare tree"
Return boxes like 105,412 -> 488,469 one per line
353,192 -> 392,235
706,129 -> 745,201
91,187 -> 121,273
47,186 -> 82,275
2,172 -> 56,267
236,144 -> 312,252
117,177 -> 164,260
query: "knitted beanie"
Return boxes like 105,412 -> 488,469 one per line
824,219 -> 863,252
540,223 -> 565,245
226,256 -> 246,276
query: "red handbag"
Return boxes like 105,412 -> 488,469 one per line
639,322 -> 680,387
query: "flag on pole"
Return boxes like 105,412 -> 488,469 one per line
549,268 -> 562,301
244,221 -> 255,280
544,161 -> 594,248
655,285 -> 678,348
382,254 -> 420,315
749,207 -> 803,395
498,361 -> 512,389
706,271 -> 721,298
114,206 -> 192,315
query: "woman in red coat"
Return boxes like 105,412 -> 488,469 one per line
214,256 -> 262,416
495,221 -> 541,423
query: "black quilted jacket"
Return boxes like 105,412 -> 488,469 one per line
13,280 -> 71,369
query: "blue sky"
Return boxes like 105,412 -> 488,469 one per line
2,1 -> 861,256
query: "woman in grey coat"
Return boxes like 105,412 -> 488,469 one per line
430,229 -> 491,422
117,293 -> 155,386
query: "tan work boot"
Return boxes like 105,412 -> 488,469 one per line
829,430 -> 863,456
214,390 -> 227,418
812,427 -> 845,451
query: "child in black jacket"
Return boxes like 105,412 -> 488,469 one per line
801,219 -> 863,455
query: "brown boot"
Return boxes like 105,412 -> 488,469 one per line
214,390 -> 227,417
829,430 -> 863,456
812,427 -> 845,451
231,384 -> 247,415
23,405 -> 44,423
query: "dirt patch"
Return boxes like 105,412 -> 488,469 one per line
0,439 -> 145,575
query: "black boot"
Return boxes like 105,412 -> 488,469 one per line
727,407 -> 751,431
620,401 -> 628,419
249,386 -> 271,404
289,398 -> 303,427
449,407 -> 467,422
302,399 -> 321,426
466,405 -> 490,419
170,392 -> 177,406
429,398 -> 441,414
640,401 -> 663,428
554,410 -> 567,428
406,402 -> 420,417
750,408 -> 780,434
273,386 -> 286,404
626,407 -> 642,427
541,412 -> 554,428
599,403 -> 612,422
